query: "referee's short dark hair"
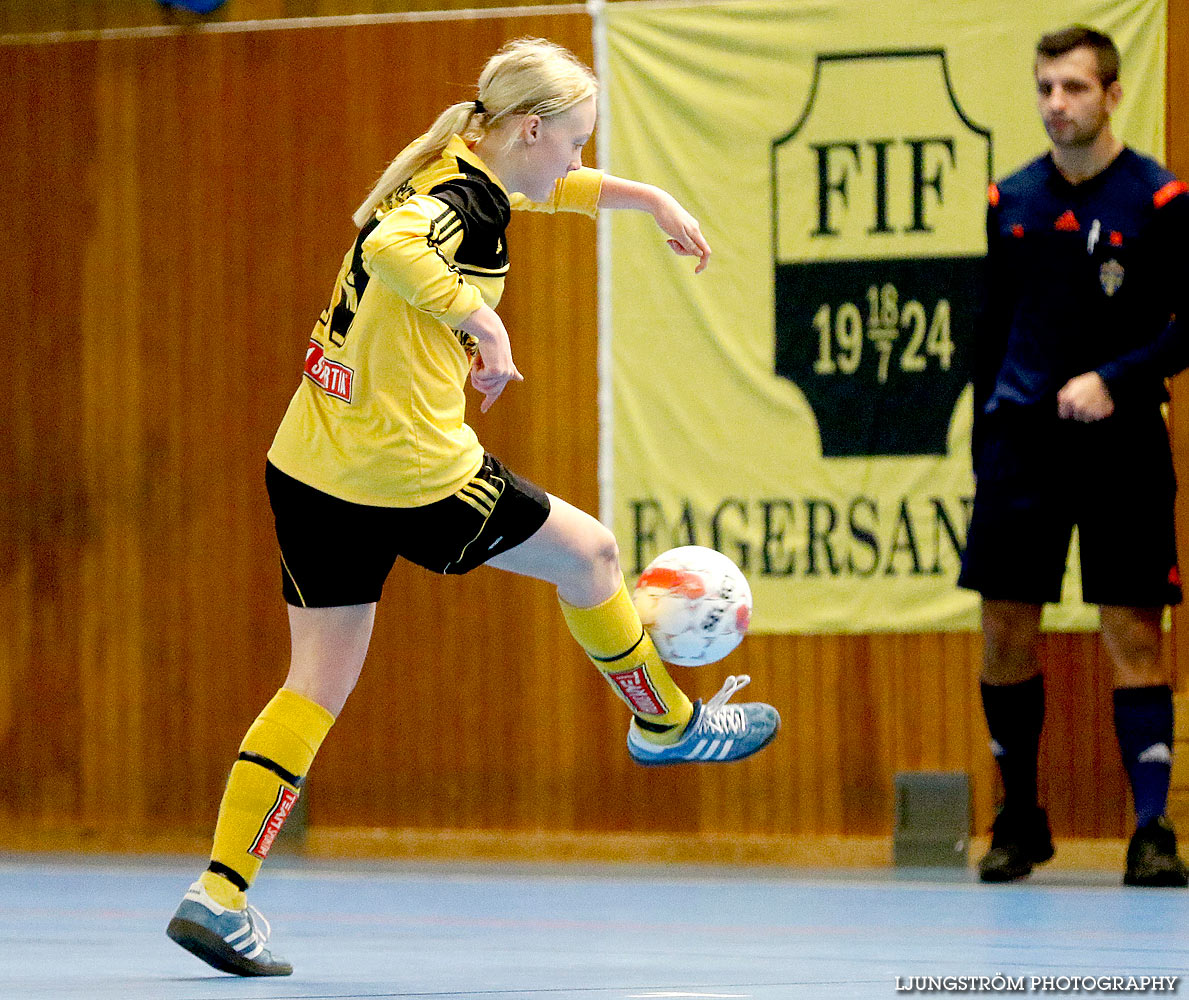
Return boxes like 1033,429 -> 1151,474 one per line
1036,25 -> 1120,87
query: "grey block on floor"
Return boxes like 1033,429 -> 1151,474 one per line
894,770 -> 971,867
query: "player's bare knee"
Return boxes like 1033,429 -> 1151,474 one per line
585,527 -> 622,592
557,526 -> 620,605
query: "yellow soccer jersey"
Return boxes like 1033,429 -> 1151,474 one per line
268,135 -> 603,507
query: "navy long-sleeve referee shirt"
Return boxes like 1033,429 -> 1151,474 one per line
973,147 -> 1189,451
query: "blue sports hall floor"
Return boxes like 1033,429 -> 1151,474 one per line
2,853 -> 1187,999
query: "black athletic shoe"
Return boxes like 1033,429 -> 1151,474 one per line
977,806 -> 1055,883
1124,817 -> 1189,888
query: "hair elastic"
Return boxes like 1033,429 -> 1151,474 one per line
473,99 -> 487,115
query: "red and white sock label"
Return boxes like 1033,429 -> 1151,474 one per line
607,663 -> 669,717
249,786 -> 299,860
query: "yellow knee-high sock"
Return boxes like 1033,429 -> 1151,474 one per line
560,577 -> 693,744
199,687 -> 334,909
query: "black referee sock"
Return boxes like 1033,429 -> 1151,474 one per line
981,674 -> 1045,813
1113,685 -> 1174,829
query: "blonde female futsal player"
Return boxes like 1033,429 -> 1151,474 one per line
167,37 -> 780,977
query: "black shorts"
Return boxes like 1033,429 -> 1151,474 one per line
265,456 -> 551,607
958,405 -> 1181,607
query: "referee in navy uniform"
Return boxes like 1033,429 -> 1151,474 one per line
959,24 -> 1189,886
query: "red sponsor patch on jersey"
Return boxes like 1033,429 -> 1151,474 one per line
1011,224 -> 1025,238
987,184 -> 1000,207
303,340 -> 354,403
607,664 -> 668,717
637,567 -> 706,599
1110,230 -> 1124,246
1054,210 -> 1080,232
1154,180 -> 1188,209
249,786 -> 299,860
1170,566 -> 1182,589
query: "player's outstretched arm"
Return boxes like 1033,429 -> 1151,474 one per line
597,175 -> 711,273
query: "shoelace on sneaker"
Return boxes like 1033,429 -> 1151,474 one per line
247,905 -> 271,941
228,905 -> 273,960
696,674 -> 751,736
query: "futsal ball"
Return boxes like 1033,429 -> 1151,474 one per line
631,545 -> 752,666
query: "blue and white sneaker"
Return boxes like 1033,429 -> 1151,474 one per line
627,674 -> 780,765
167,880 -> 293,977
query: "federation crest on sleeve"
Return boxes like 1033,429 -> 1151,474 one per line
1099,258 -> 1124,296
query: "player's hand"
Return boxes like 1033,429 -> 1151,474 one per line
595,176 -> 712,273
1057,372 -> 1114,422
458,304 -> 524,413
652,194 -> 711,273
471,349 -> 523,413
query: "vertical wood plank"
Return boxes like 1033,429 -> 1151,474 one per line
1167,0 -> 1189,695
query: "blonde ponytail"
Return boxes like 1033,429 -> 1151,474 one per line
351,37 -> 597,229
351,102 -> 482,229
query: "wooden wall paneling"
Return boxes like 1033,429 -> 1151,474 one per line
0,0 -> 587,37
1167,0 -> 1189,693
916,634 -> 942,770
87,37 -> 146,831
958,632 -> 999,831
1,39 -> 32,824
0,39 -> 98,829
737,639 -> 782,832
836,636 -> 881,834
1036,634 -> 1066,834
1090,633 -> 1129,838
1166,0 -> 1189,179
963,634 -> 987,827
937,634 -> 967,770
787,636 -> 825,834
727,638 -> 791,835
1089,638 -> 1121,838
140,33 -> 202,829
766,635 -> 804,833
1045,634 -> 1076,833
1066,634 -> 1098,836
1035,634 -> 1128,839
874,636 -> 902,828
820,635 -> 848,832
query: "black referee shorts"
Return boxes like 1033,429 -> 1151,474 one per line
958,405 -> 1181,607
265,455 -> 551,608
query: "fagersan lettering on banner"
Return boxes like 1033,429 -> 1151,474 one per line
629,495 -> 972,578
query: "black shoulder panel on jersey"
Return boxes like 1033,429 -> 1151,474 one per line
430,161 -> 511,271
326,214 -> 381,347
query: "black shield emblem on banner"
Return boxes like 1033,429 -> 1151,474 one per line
773,50 -> 991,457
